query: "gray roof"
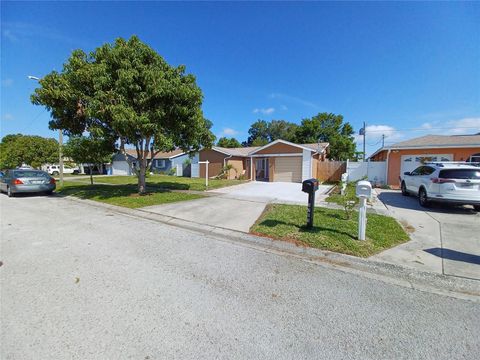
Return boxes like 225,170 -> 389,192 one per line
388,134 -> 480,148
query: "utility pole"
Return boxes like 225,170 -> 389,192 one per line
362,121 -> 366,162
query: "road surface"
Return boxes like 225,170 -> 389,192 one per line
1,195 -> 479,359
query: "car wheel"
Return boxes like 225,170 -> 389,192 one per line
45,190 -> 54,196
52,171 -> 59,176
7,187 -> 14,198
418,188 -> 429,207
474,205 -> 480,212
401,181 -> 408,196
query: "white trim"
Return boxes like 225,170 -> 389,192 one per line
302,149 -> 312,181
248,139 -> 315,155
168,152 -> 186,159
370,144 -> 480,159
250,153 -> 306,158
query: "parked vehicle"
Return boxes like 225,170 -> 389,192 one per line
400,162 -> 480,210
46,164 -> 79,175
0,169 -> 56,197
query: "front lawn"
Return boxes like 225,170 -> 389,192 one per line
58,181 -> 204,208
70,175 -> 246,191
251,204 -> 409,257
325,182 -> 358,206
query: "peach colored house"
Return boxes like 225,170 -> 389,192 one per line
194,139 -> 329,183
369,134 -> 480,186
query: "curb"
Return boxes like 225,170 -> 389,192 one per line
62,195 -> 480,303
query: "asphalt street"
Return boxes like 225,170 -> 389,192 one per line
1,195 -> 479,359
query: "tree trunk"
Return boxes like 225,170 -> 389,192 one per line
90,167 -> 93,185
138,162 -> 146,194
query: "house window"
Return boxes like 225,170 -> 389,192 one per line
156,159 -> 166,168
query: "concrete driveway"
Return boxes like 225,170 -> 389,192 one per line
209,181 -> 333,204
372,189 -> 480,280
142,182 -> 333,232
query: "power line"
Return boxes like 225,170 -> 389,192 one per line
364,126 -> 479,133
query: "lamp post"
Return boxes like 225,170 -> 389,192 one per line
28,75 -> 64,187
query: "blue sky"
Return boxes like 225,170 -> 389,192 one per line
1,1 -> 479,155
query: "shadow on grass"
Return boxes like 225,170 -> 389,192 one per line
257,219 -> 356,240
145,181 -> 190,190
58,183 -> 172,200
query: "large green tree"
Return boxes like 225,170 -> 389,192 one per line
216,137 -> 241,148
0,134 -> 58,169
63,136 -> 114,185
31,36 -> 214,194
245,119 -> 298,146
295,113 -> 355,160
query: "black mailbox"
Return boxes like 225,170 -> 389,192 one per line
301,178 -> 319,228
302,178 -> 319,193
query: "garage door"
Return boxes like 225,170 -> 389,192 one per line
400,154 -> 453,175
274,157 -> 302,182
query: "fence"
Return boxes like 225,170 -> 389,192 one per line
346,161 -> 386,185
315,161 -> 346,182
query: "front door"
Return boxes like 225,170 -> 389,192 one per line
255,158 -> 269,181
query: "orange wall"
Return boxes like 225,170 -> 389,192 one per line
385,147 -> 480,185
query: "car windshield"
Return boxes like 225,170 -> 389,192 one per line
13,170 -> 49,178
439,169 -> 480,180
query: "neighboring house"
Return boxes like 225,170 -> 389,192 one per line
369,134 -> 480,186
192,139 -> 329,183
111,149 -> 190,176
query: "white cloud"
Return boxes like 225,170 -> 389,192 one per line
1,78 -> 13,87
253,107 -> 275,115
354,124 -> 405,154
3,113 -> 14,120
221,127 -> 238,136
446,117 -> 480,134
269,93 -> 319,109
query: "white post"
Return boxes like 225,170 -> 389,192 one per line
205,160 -> 209,188
358,197 -> 367,241
198,160 -> 209,189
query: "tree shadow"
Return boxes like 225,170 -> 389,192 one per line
58,184 -> 172,200
146,181 -> 190,190
258,219 -> 356,239
424,248 -> 480,265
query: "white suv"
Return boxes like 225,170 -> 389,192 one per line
400,162 -> 480,211
46,164 -> 80,176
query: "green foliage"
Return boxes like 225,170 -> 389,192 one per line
295,112 -> 355,160
217,164 -> 236,179
217,137 -> 241,148
245,119 -> 298,146
0,134 -> 59,169
63,136 -> 113,165
63,136 -> 114,184
31,35 -> 214,194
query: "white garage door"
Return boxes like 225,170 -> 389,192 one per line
112,161 -> 131,176
400,154 -> 453,175
274,157 -> 302,183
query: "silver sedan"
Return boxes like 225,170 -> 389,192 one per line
0,169 -> 56,197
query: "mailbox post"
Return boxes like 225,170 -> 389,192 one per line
302,178 -> 319,228
356,180 -> 372,241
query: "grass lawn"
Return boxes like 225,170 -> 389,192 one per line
70,174 -> 246,191
325,182 -> 359,206
57,181 -> 204,208
251,204 -> 409,257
